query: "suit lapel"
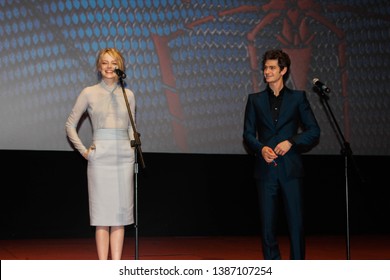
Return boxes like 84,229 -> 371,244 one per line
255,91 -> 274,128
276,89 -> 293,129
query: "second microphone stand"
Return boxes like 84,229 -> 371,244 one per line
118,75 -> 146,260
313,84 -> 359,260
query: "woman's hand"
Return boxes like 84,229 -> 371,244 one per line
82,144 -> 96,160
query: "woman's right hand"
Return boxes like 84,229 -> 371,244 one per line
82,144 -> 96,160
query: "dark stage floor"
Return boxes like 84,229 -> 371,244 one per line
1,234 -> 389,260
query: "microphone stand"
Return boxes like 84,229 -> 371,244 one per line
118,75 -> 146,260
313,85 -> 359,260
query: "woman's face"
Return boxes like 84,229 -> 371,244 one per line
99,53 -> 119,82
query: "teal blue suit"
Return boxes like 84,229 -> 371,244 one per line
243,87 -> 320,259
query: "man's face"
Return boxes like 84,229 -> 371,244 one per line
263,59 -> 286,85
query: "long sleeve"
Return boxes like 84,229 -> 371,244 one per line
65,89 -> 89,155
243,93 -> 265,154
290,91 -> 320,149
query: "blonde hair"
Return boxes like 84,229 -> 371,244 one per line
96,48 -> 125,77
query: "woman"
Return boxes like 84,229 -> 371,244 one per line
66,48 -> 135,260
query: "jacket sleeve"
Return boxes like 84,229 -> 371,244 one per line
290,91 -> 320,150
243,94 -> 264,155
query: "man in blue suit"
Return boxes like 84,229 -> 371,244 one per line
243,49 -> 320,259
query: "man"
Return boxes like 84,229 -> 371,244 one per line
243,49 -> 320,259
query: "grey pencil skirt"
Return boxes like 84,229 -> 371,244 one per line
87,129 -> 134,226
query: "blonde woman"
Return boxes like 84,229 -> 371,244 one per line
66,48 -> 135,260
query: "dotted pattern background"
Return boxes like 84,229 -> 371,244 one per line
0,0 -> 389,155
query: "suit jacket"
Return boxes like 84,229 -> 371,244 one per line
243,87 -> 320,180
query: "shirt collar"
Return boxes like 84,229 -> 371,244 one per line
266,85 -> 286,97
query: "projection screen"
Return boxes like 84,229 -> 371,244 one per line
1,0 -> 390,155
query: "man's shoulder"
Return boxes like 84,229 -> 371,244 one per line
284,87 -> 306,99
249,89 -> 267,97
283,86 -> 302,93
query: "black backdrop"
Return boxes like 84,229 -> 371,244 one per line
1,151 -> 389,239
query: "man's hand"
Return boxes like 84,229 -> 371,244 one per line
261,146 -> 278,163
274,140 -> 292,156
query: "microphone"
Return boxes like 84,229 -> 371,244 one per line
312,78 -> 330,93
114,67 -> 126,79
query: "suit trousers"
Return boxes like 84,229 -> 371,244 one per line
256,166 -> 305,260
